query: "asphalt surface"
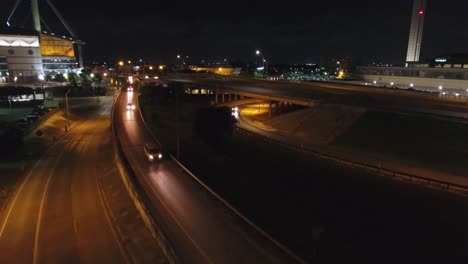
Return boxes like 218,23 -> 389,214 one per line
114,82 -> 302,264
0,97 -> 127,264
170,76 -> 468,118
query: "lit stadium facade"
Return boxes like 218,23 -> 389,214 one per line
0,0 -> 83,83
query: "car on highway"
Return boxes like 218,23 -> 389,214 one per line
127,86 -> 134,92
127,103 -> 136,110
143,143 -> 164,161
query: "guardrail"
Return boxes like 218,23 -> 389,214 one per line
134,84 -> 307,264
234,124 -> 468,196
110,91 -> 178,264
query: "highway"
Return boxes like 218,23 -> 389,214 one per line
0,97 -> 127,264
170,76 -> 468,118
114,82 -> 302,264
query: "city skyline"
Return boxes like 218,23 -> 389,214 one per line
1,0 -> 468,64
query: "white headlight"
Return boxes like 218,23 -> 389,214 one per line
158,153 -> 163,159
149,155 -> 154,160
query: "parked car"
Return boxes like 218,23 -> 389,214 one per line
31,110 -> 46,116
15,122 -> 30,131
15,118 -> 31,125
24,114 -> 40,122
33,107 -> 49,114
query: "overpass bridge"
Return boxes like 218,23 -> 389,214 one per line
164,77 -> 319,117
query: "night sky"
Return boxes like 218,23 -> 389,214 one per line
1,0 -> 468,64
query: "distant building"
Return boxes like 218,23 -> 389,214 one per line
356,54 -> 468,90
0,32 -> 42,83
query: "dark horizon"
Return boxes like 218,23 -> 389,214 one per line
1,0 -> 468,65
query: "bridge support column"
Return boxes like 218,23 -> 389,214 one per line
215,89 -> 219,105
269,101 -> 273,117
222,93 -> 225,103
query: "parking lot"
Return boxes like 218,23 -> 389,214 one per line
0,107 -> 33,123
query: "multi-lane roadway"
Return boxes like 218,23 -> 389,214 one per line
114,81 -> 303,264
0,97 -> 126,264
171,76 -> 468,118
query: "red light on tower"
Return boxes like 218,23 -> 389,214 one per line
419,9 -> 424,16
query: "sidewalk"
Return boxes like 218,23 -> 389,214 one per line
238,111 -> 468,190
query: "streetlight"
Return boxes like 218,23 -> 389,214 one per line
118,61 -> 124,66
255,50 -> 268,78
38,74 -> 45,99
176,55 -> 188,65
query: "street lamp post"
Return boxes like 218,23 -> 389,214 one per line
38,74 -> 45,98
256,50 -> 267,78
65,88 -> 71,126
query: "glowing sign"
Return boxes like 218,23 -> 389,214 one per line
435,58 -> 447,63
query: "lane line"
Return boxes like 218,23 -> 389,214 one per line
96,166 -> 131,264
73,219 -> 78,234
120,83 -> 213,263
0,120 -> 83,238
91,120 -> 131,264
125,150 -> 213,264
33,126 -> 86,264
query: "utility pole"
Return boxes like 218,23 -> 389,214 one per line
175,84 -> 180,159
65,89 -> 71,126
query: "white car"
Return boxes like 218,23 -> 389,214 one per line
127,103 -> 136,110
144,143 -> 163,161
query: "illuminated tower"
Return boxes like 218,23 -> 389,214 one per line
406,0 -> 426,64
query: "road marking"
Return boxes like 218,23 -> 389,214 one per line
0,159 -> 41,238
96,167 -> 131,264
101,168 -> 117,178
33,127 -> 85,264
126,152 -> 214,264
73,219 -> 78,234
0,121 -> 83,239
